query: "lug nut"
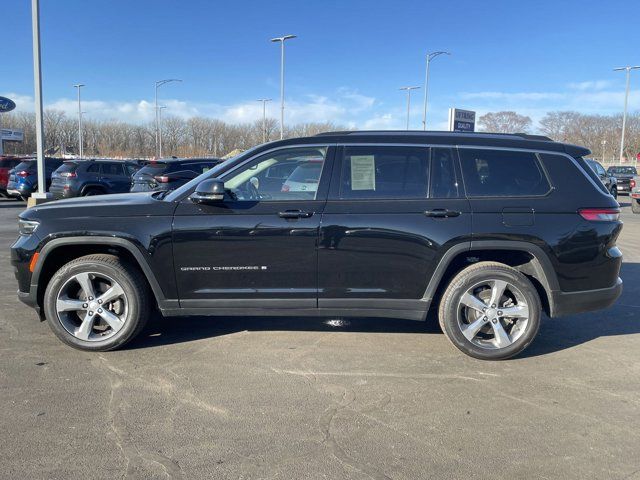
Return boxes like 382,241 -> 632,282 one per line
491,304 -> 496,308
482,316 -> 487,321
492,318 -> 498,324
498,311 -> 503,316
88,296 -> 94,301
82,303 -> 88,308
98,299 -> 102,304
98,308 -> 103,313
88,311 -> 94,316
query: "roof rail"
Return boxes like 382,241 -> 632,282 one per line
314,130 -> 553,141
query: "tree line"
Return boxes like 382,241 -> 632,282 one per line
2,109 -> 639,162
0,110 -> 343,158
478,111 -> 640,162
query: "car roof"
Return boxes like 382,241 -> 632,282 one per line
150,157 -> 221,163
260,130 -> 590,157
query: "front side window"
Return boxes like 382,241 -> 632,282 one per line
222,147 -> 327,201
86,163 -> 100,173
459,149 -> 551,197
340,146 -> 429,199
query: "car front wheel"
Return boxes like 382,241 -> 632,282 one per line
43,254 -> 149,351
438,262 -> 541,360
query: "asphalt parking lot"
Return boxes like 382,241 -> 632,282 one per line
1,198 -> 639,480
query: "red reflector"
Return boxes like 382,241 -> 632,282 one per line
154,175 -> 169,183
16,171 -> 29,177
29,252 -> 39,273
578,208 -> 620,222
631,179 -> 636,189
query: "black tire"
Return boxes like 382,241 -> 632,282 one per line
610,187 -> 618,199
632,199 -> 640,214
438,261 -> 541,360
82,188 -> 103,197
43,254 -> 149,351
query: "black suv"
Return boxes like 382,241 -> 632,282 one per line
11,132 -> 623,360
49,160 -> 141,199
607,165 -> 637,195
586,159 -> 618,198
130,158 -> 220,192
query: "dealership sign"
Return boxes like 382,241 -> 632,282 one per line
448,108 -> 476,132
0,97 -> 16,113
1,129 -> 23,142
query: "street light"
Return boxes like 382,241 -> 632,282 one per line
257,98 -> 272,143
158,106 -> 166,158
154,79 -> 181,157
270,34 -> 296,139
399,86 -> 420,130
31,0 -> 46,200
614,66 -> 640,161
73,84 -> 85,158
601,139 -> 607,164
422,51 -> 450,130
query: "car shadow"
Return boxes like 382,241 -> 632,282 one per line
0,199 -> 25,208
125,263 -> 640,359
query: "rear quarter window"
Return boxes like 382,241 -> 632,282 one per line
459,149 -> 551,197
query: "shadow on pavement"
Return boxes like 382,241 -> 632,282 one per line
126,263 -> 640,358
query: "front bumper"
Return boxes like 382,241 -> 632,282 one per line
550,278 -> 623,317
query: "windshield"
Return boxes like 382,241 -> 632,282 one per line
607,166 -> 637,175
135,162 -> 169,176
164,146 -> 262,202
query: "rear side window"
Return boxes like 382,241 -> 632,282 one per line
459,149 -> 551,197
430,148 -> 459,198
101,163 -> 124,176
125,164 -> 139,176
57,163 -> 78,174
86,163 -> 100,173
340,146 -> 429,199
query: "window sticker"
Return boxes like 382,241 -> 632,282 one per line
350,155 -> 376,190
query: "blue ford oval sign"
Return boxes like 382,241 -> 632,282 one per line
0,97 -> 16,113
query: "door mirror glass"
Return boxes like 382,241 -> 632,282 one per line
190,178 -> 226,204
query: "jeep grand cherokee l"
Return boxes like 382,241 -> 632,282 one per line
11,131 -> 623,360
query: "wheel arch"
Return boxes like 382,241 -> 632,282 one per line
423,240 -> 559,317
80,183 -> 106,195
31,237 -> 167,313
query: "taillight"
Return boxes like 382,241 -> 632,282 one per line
154,175 -> 170,183
281,184 -> 290,192
60,172 -> 77,178
578,208 -> 620,222
16,170 -> 29,178
631,179 -> 636,189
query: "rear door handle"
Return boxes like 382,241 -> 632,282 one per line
424,209 -> 461,218
278,210 -> 314,219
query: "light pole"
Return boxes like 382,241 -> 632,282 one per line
158,106 -> 166,158
614,66 -> 640,162
422,51 -> 450,130
601,139 -> 607,164
257,98 -> 272,143
73,84 -> 85,158
154,79 -> 181,158
399,86 -> 420,130
270,35 -> 296,139
31,0 -> 46,199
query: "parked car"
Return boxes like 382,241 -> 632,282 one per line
586,159 -> 618,198
12,131 -> 622,360
130,158 -> 221,193
50,160 -> 141,199
606,165 -> 637,195
0,156 -> 26,197
6,157 -> 64,199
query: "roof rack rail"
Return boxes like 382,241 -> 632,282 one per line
314,130 -> 554,141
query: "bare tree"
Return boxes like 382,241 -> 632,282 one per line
478,111 -> 532,133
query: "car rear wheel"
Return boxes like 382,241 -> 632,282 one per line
43,254 -> 149,351
438,261 -> 541,360
83,188 -> 103,196
610,186 -> 618,199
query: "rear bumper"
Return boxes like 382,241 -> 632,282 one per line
550,278 -> 623,317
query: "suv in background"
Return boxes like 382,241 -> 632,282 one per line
0,156 -> 25,198
130,158 -> 221,192
50,160 -> 141,199
586,159 -> 618,198
607,165 -> 637,195
12,132 -> 622,360
6,157 -> 64,199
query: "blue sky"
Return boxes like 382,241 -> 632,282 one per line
3,0 -> 639,130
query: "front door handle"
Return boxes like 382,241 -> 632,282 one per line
278,210 -> 314,219
424,209 -> 461,218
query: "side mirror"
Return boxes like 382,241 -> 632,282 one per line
190,178 -> 226,204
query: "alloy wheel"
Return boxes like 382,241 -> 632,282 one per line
456,279 -> 530,350
55,272 -> 128,341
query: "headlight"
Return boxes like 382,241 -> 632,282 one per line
18,219 -> 39,236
